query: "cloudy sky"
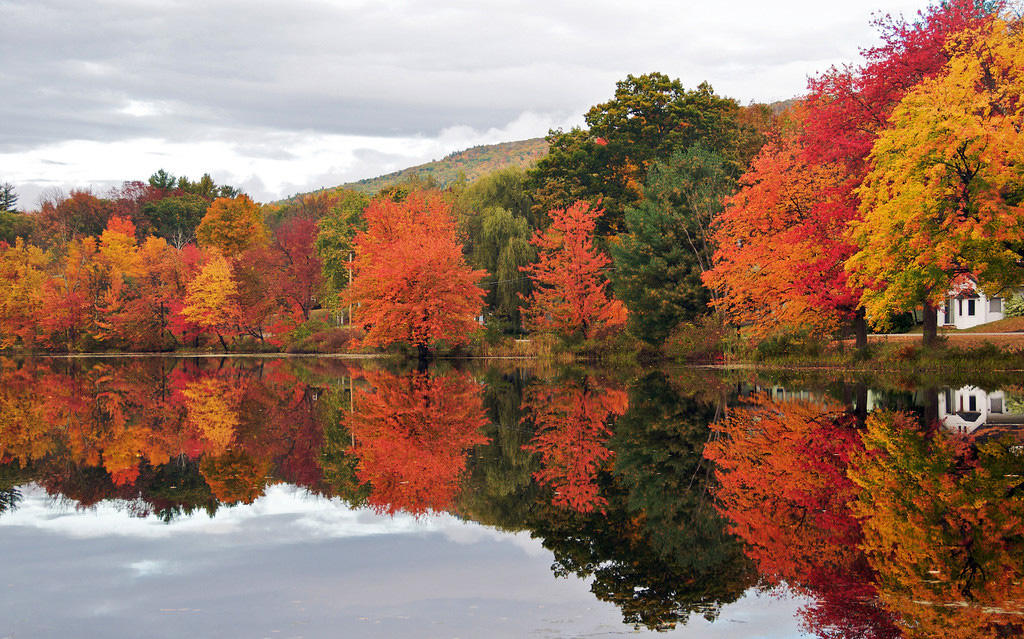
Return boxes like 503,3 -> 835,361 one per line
1,0 -> 933,206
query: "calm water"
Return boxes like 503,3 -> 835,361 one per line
0,356 -> 1021,638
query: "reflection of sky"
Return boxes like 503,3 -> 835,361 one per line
0,484 -> 811,638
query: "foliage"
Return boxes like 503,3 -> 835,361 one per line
196,195 -> 268,258
1005,293 -> 1024,318
706,395 -> 900,639
314,189 -> 369,307
613,146 -> 734,343
848,16 -> 1024,327
142,193 -> 208,249
706,134 -> 861,339
522,376 -> 627,512
521,200 -> 626,341
345,369 -> 489,515
529,73 -> 756,234
849,410 -> 1024,637
180,252 -> 240,349
0,182 -> 18,212
344,191 -> 487,351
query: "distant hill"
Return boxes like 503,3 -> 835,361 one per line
285,138 -> 549,202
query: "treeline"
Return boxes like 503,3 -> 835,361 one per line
0,170 -> 329,351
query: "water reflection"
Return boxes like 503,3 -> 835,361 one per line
1,356 -> 1023,637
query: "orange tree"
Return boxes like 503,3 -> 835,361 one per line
521,200 -> 626,342
344,191 -> 486,355
196,194 -> 268,258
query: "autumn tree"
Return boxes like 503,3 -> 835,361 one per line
39,189 -> 115,246
345,369 -> 489,515
344,191 -> 486,355
705,1 -> 987,346
847,15 -> 1024,344
270,215 -> 324,321
0,239 -> 48,348
705,134 -> 864,343
196,195 -> 268,258
180,251 -> 240,350
521,200 -> 626,341
522,376 -> 628,513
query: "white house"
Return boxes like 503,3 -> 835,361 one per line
939,386 -> 1024,437
940,274 -> 1017,330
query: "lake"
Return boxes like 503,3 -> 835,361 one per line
0,356 -> 1021,638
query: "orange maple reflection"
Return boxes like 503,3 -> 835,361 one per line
522,377 -> 628,513
345,369 -> 489,515
705,394 -> 898,639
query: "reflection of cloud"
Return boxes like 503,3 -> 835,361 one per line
0,484 -> 543,558
128,559 -> 179,578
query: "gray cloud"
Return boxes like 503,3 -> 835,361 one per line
0,0 -> 933,200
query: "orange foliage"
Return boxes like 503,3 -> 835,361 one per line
344,192 -> 487,350
345,369 -> 489,515
522,377 -> 628,513
521,200 -> 626,340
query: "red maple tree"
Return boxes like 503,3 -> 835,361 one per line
521,200 -> 626,340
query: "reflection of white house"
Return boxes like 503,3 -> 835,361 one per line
939,386 -> 1024,437
941,275 -> 1017,330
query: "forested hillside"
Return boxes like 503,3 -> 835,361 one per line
283,138 -> 549,202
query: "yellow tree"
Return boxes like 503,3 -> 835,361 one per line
180,252 -> 240,350
196,195 -> 268,258
0,239 -> 49,348
847,17 -> 1024,344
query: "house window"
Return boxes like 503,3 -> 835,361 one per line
992,397 -> 1004,413
958,298 -> 963,316
991,298 -> 1003,313
969,395 -> 977,412
968,298 -> 976,316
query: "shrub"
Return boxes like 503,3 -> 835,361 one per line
665,315 -> 730,363
1005,294 -> 1024,318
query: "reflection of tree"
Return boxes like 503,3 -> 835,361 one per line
849,411 -> 1024,638
487,372 -> 756,632
199,449 -> 272,505
183,377 -> 240,454
458,368 -> 542,526
345,370 -> 489,515
609,372 -> 755,626
522,376 -> 627,512
705,394 -> 899,639
0,357 -> 329,519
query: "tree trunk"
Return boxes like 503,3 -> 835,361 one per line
217,332 -> 228,352
416,342 -> 432,369
854,308 -> 868,350
922,302 -> 938,347
855,383 -> 869,425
